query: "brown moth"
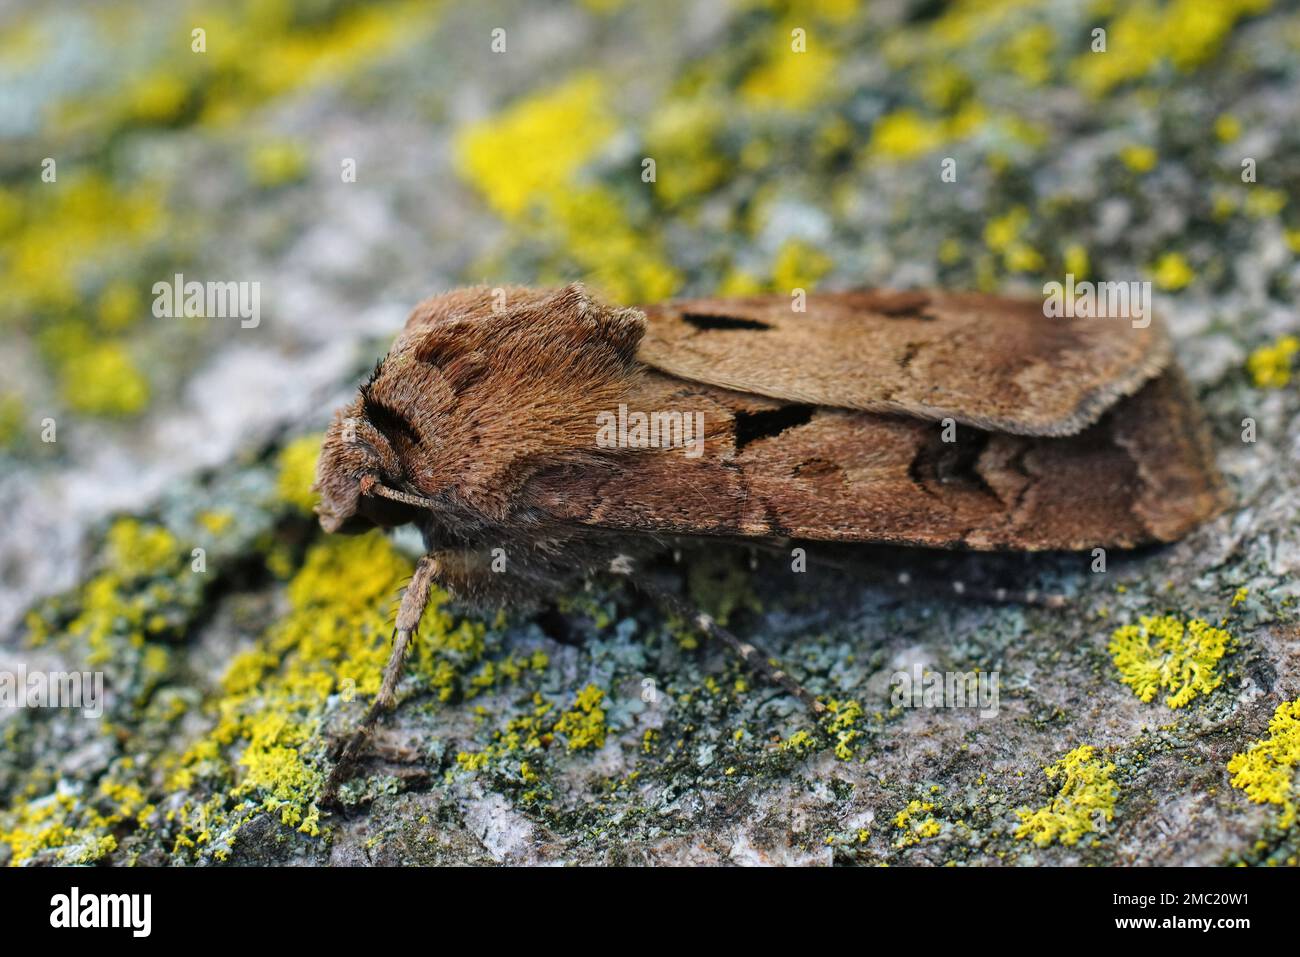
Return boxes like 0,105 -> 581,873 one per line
313,283 -> 1226,786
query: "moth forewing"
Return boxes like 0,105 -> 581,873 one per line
637,290 -> 1172,437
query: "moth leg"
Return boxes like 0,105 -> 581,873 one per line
614,557 -> 826,716
686,604 -> 827,715
323,553 -> 440,800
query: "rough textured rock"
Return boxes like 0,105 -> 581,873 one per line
1,0 -> 1298,866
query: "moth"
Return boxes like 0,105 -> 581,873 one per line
313,283 -> 1226,787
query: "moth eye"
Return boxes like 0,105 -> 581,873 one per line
361,395 -> 422,453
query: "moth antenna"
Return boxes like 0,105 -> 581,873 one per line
324,554 -> 441,802
369,484 -> 440,510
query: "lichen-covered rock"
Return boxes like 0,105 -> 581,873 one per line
2,0 -> 1299,866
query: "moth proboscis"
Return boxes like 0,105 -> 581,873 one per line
313,284 -> 1226,795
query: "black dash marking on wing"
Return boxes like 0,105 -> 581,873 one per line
733,404 -> 815,451
681,312 -> 772,332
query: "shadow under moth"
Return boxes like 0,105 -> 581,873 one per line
313,283 -> 1226,791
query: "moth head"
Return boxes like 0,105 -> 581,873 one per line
316,283 -> 647,531
313,397 -> 434,534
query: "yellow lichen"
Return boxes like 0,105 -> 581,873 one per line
125,70 -> 188,123
59,342 -> 150,416
1108,615 -> 1234,708
1001,22 -> 1055,86
771,239 -> 834,291
741,27 -> 837,110
1063,242 -> 1090,279
1120,144 -> 1157,172
62,2 -> 433,138
1015,745 -> 1118,847
979,205 -> 1045,273
893,799 -> 940,847
47,518 -> 189,667
553,684 -> 608,752
453,750 -> 487,772
716,268 -> 764,296
825,698 -> 864,760
867,108 -> 948,160
95,279 -> 143,331
1246,335 -> 1299,389
0,789 -> 82,865
1,174 -> 162,318
107,518 -> 180,579
455,75 -> 615,220
275,435 -> 323,514
781,729 -> 816,754
1072,0 -> 1272,97
0,765 -> 152,866
1227,698 -> 1300,829
1243,187 -> 1286,218
454,685 -> 601,786
248,140 -> 309,187
984,206 -> 1029,253
197,510 -> 235,536
869,101 -> 985,163
1152,251 -> 1194,291
644,99 -> 728,207
542,185 -> 682,304
452,72 -> 681,305
1215,114 -> 1242,142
